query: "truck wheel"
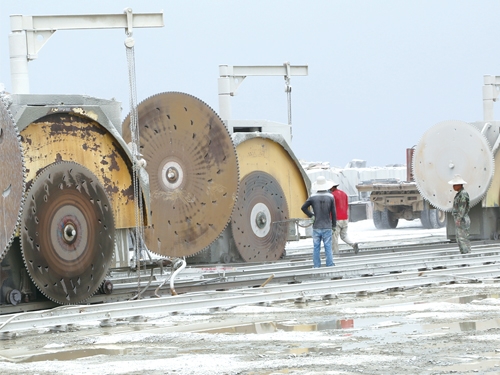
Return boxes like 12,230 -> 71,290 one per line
429,209 -> 446,228
420,209 -> 432,229
373,210 -> 384,229
381,208 -> 398,229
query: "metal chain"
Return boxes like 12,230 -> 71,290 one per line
287,89 -> 292,126
285,75 -> 292,139
125,40 -> 145,292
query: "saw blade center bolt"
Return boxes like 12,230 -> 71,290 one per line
167,167 -> 179,183
256,212 -> 267,228
63,222 -> 77,244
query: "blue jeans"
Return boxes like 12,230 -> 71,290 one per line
312,228 -> 334,268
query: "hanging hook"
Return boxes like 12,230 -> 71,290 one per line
124,8 -> 135,47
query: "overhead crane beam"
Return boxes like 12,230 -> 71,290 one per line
9,8 -> 164,94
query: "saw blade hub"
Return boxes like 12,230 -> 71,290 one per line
50,205 -> 88,261
251,202 -> 271,237
161,161 -> 183,188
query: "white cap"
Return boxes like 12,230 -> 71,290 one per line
312,176 -> 334,191
448,174 -> 467,185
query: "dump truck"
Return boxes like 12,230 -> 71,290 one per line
355,148 -> 446,229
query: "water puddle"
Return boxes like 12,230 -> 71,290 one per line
7,346 -> 133,363
199,313 -> 500,337
424,318 -> 500,332
199,318 -> 354,334
198,293 -> 500,349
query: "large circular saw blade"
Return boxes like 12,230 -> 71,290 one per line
122,92 -> 239,258
0,92 -> 25,261
413,120 -> 495,212
21,161 -> 115,305
231,171 -> 289,262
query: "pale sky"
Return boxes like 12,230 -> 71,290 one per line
1,0 -> 499,168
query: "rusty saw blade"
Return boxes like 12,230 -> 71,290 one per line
122,92 -> 239,258
21,161 -> 115,305
0,92 -> 25,261
231,171 -> 289,262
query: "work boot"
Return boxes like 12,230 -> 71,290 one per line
353,243 -> 359,254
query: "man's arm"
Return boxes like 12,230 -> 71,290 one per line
456,191 -> 469,222
331,198 -> 337,228
301,200 -> 313,218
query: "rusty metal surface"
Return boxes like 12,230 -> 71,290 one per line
231,171 -> 289,262
233,135 -> 308,219
21,162 -> 115,305
20,112 -> 137,228
0,93 -> 25,261
122,92 -> 239,258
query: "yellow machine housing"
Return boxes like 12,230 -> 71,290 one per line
234,133 -> 310,219
12,95 -> 149,230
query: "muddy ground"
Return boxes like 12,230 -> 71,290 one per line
1,281 -> 500,375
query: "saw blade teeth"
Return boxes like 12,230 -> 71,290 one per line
413,119 -> 495,213
0,91 -> 26,262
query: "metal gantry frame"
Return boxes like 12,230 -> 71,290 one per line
218,63 -> 308,124
9,8 -> 164,94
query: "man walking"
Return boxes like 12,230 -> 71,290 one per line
301,176 -> 336,268
330,182 -> 359,254
449,174 -> 471,254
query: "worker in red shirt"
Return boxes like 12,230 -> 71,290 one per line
330,182 -> 359,254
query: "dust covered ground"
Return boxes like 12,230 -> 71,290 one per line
1,283 -> 500,375
2,221 -> 500,374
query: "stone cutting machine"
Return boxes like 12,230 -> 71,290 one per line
122,65 -> 311,264
413,75 -> 500,241
0,9 -> 167,306
0,10 -> 311,307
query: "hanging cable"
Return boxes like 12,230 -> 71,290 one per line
125,32 -> 146,296
284,61 -> 293,139
287,83 -> 292,126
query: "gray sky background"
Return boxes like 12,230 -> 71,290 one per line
1,1 -> 499,168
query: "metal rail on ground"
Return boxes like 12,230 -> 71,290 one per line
0,258 -> 499,335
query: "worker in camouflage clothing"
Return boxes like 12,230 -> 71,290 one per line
449,175 -> 471,254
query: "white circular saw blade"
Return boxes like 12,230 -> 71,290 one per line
413,120 -> 494,212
